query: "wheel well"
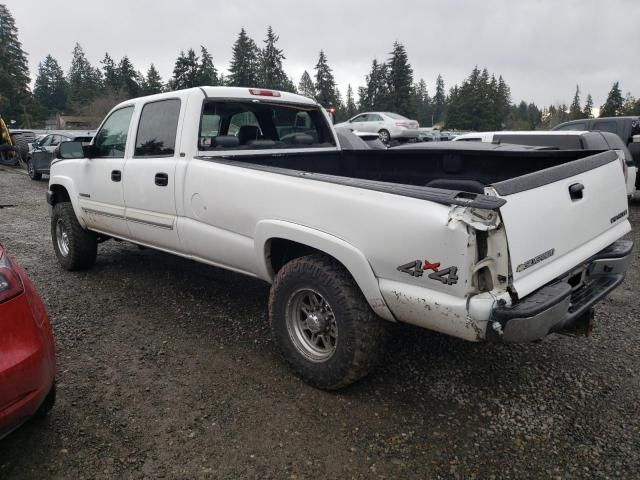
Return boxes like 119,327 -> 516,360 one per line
267,238 -> 324,275
50,184 -> 71,205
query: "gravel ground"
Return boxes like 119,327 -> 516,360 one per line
0,166 -> 638,479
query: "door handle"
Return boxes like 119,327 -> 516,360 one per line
569,183 -> 584,200
111,170 -> 121,182
155,172 -> 168,186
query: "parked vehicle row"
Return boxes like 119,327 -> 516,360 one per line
48,86 -> 632,390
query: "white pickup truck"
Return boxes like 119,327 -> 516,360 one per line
48,87 -> 633,389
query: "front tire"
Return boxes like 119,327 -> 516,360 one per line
27,159 -> 42,180
269,254 -> 391,390
51,202 -> 97,270
378,129 -> 391,143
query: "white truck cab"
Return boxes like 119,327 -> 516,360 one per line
48,87 -> 633,389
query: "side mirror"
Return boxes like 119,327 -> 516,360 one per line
57,141 -> 85,159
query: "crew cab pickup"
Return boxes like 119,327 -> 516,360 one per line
48,87 -> 633,389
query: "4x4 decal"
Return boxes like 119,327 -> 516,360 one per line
397,260 -> 459,285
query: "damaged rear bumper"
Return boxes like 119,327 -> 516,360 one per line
487,239 -> 633,343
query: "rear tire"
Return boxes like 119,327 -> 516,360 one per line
27,158 -> 41,180
51,202 -> 97,270
269,254 -> 391,390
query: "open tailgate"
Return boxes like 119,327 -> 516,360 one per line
492,151 -> 631,298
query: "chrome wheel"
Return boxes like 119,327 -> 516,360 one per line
286,288 -> 338,362
55,219 -> 70,257
378,130 -> 390,143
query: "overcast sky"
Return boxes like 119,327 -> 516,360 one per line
5,0 -> 639,108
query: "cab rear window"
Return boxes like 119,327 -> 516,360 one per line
199,101 -> 336,151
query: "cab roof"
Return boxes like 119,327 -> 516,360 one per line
116,86 -> 319,108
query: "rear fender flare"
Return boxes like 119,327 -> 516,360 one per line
254,220 -> 395,321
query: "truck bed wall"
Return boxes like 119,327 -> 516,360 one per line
230,149 -> 602,188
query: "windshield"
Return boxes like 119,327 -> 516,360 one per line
199,101 -> 336,151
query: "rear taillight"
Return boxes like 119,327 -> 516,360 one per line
395,122 -> 409,128
0,247 -> 24,303
249,88 -> 281,97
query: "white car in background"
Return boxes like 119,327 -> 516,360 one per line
335,112 -> 419,143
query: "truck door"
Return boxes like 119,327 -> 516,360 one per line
123,98 -> 183,252
77,106 -> 134,239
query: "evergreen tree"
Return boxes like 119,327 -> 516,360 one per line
314,50 -> 338,107
568,84 -> 582,120
227,28 -> 259,87
197,46 -> 218,86
506,101 -> 541,130
558,103 -> 569,123
298,70 -> 315,99
433,74 -> 446,125
141,64 -> 163,95
117,56 -> 141,98
345,84 -> 357,118
33,54 -> 68,114
101,53 -> 120,93
600,81 -> 624,117
358,59 -> 389,111
386,41 -> 414,117
169,49 -> 200,90
496,75 -> 511,126
0,4 -> 31,121
583,93 -> 594,118
412,78 -> 431,127
621,92 -> 640,115
67,43 -> 103,107
257,26 -> 293,91
445,66 -> 512,130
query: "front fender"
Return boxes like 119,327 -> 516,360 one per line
48,174 -> 86,228
254,220 -> 395,322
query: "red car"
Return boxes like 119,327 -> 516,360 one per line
0,244 -> 56,439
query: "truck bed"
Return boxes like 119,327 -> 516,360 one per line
202,147 -> 605,205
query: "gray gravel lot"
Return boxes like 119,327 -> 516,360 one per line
0,166 -> 638,479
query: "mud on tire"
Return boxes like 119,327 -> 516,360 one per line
269,254 -> 391,390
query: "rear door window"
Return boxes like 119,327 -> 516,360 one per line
134,99 -> 181,157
